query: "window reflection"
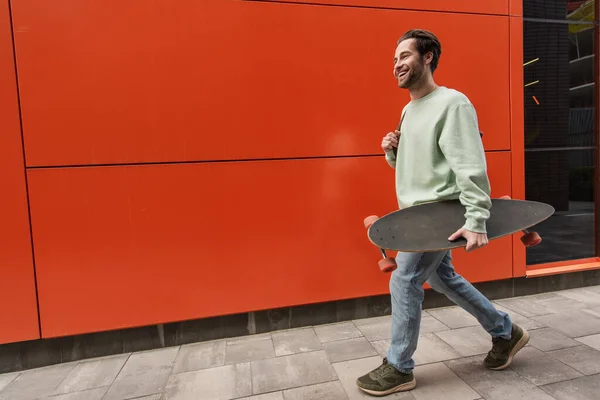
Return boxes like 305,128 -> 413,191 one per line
523,0 -> 596,265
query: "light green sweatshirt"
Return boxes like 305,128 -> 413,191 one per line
385,86 -> 491,233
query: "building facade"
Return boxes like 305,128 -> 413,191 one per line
0,0 -> 598,371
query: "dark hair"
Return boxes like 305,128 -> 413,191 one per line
397,29 -> 442,73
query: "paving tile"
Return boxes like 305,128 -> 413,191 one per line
495,292 -> 584,317
528,328 -> 581,352
547,345 -> 600,375
427,307 -> 478,329
226,334 -> 275,364
555,288 -> 600,306
529,292 -> 587,314
272,328 -> 322,356
53,354 -> 129,394
251,350 -> 337,394
540,374 -> 600,400
585,285 -> 600,294
419,314 -> 451,334
446,355 -> 556,400
412,333 -> 462,365
103,347 -> 179,400
411,362 -> 479,400
492,303 -> 546,331
162,362 -> 252,400
323,337 -> 377,363
583,306 -> 600,318
283,381 -> 348,400
532,310 -> 600,338
508,346 -> 583,386
434,326 -> 492,357
134,395 -> 162,400
0,372 -> 19,392
332,356 -> 415,400
576,333 -> 600,351
371,333 -> 461,366
0,362 -> 76,400
353,316 -> 391,342
314,322 -> 363,343
494,296 -> 554,317
39,387 -> 108,400
172,339 -> 226,373
370,339 -> 390,358
240,393 -> 284,400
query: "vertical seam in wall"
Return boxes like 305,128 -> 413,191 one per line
7,0 -> 43,338
508,15 -> 515,279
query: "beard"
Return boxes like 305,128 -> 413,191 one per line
398,60 -> 425,89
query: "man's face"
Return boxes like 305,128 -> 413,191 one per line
393,39 -> 427,89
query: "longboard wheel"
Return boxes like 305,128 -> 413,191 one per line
500,195 -> 511,199
364,215 -> 379,229
521,231 -> 542,247
378,257 -> 397,273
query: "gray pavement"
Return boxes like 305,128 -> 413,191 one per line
2,286 -> 600,399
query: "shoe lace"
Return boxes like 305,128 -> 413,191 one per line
371,358 -> 396,378
489,337 -> 509,358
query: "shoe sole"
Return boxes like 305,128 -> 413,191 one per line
488,329 -> 530,371
357,378 -> 416,396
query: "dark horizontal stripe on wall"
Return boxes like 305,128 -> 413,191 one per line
239,0 -> 509,17
24,154 -> 389,170
25,150 -> 511,170
1,267 -> 599,374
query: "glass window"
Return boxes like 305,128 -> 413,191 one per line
522,0 -> 596,265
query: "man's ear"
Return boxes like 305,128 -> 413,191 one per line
425,51 -> 434,65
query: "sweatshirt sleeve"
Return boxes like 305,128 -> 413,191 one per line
438,103 -> 491,233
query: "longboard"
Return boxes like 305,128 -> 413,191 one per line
363,196 -> 555,272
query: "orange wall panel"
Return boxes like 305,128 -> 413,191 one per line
509,0 -> 523,16
255,0 -> 508,15
29,152 -> 510,338
0,1 -> 39,344
13,0 -> 511,167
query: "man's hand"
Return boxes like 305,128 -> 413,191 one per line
448,228 -> 488,252
381,131 -> 400,152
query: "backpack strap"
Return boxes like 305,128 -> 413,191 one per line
392,112 -> 405,156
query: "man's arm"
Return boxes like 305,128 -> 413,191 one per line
438,103 -> 491,233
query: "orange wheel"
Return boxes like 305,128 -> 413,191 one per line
521,231 -> 542,247
364,215 -> 379,229
378,257 -> 397,273
500,195 -> 511,199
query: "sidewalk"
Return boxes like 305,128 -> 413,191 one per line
1,286 -> 600,400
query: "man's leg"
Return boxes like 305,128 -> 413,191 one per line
426,251 -> 529,370
356,250 -> 448,396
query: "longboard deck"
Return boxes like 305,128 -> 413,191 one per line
367,198 -> 555,253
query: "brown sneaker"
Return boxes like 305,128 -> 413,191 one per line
484,324 -> 530,370
356,358 -> 416,396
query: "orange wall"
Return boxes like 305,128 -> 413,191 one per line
0,1 -> 39,344
2,0 -> 524,340
13,0 -> 511,167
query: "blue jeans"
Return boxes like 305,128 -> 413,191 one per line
386,250 -> 512,373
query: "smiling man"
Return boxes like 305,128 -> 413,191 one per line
355,29 -> 529,397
